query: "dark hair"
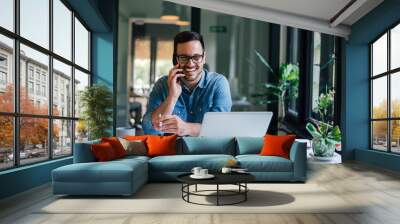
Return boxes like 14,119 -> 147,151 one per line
173,31 -> 204,65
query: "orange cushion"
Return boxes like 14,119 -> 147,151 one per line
101,137 -> 127,158
146,135 -> 177,157
259,134 -> 296,159
91,142 -> 118,161
124,135 -> 150,150
124,135 -> 148,142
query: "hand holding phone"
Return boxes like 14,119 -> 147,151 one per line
167,64 -> 185,99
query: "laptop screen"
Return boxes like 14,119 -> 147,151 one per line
199,112 -> 273,137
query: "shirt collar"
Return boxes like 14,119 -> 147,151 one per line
197,70 -> 207,89
182,70 -> 206,93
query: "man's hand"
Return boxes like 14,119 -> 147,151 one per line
168,64 -> 185,99
155,114 -> 201,136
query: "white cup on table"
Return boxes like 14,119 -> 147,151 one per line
199,169 -> 208,176
191,167 -> 202,176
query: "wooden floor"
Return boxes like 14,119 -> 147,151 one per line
1,161 -> 400,224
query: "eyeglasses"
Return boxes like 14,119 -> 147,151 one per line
176,53 -> 204,64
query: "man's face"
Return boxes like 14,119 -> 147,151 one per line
176,40 -> 206,83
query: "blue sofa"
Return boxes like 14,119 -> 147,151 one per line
52,137 -> 307,196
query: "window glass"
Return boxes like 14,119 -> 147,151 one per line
0,116 -> 13,170
133,37 -> 151,91
19,117 -> 49,165
53,0 -> 72,60
53,59 -> 72,117
155,40 -> 173,82
74,69 -> 89,118
200,10 -> 269,112
20,0 -> 49,49
312,33 -> 321,110
391,120 -> 400,153
53,119 -> 72,158
0,34 -> 14,112
20,44 -> 49,115
287,28 -> 300,115
372,121 -> 388,151
391,72 -> 400,118
75,120 -> 88,143
0,0 -> 14,31
311,33 -> 336,122
372,33 -> 387,76
74,18 -> 89,70
391,24 -> 400,70
372,76 -> 387,119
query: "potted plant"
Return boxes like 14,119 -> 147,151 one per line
252,51 -> 299,131
79,84 -> 113,140
306,89 -> 341,159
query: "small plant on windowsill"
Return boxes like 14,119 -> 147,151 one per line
306,89 -> 341,159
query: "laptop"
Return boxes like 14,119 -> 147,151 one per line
199,112 -> 273,137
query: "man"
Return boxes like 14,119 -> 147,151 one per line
142,31 -> 232,136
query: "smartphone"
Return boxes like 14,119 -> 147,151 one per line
173,55 -> 187,85
172,54 -> 178,66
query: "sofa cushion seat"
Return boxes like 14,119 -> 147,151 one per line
53,158 -> 147,183
52,157 -> 148,195
236,155 -> 293,172
149,154 -> 235,172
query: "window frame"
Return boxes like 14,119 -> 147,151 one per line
0,0 -> 92,171
369,20 -> 400,154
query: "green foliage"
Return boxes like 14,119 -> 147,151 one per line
253,51 -> 299,105
313,88 -> 335,123
79,84 -> 113,140
306,121 -> 341,144
306,89 -> 341,147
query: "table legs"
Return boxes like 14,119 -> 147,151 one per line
181,183 -> 249,206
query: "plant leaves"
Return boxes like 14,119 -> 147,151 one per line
306,123 -> 322,138
255,50 -> 274,74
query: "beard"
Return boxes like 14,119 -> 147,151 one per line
182,65 -> 203,82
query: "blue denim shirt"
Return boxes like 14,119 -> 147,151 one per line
142,70 -> 232,135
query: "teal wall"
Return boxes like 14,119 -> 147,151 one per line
0,158 -> 72,199
92,33 -> 114,86
344,0 -> 400,171
0,0 -> 118,200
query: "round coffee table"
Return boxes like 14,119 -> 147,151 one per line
177,173 -> 255,206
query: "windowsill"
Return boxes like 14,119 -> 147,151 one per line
358,148 -> 400,156
0,156 -> 72,175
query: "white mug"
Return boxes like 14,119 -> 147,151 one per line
221,167 -> 232,174
191,167 -> 202,176
200,169 -> 208,176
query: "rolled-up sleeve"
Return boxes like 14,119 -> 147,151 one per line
210,76 -> 232,112
142,79 -> 165,135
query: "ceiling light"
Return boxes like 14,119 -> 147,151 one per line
176,20 -> 190,26
160,1 -> 179,21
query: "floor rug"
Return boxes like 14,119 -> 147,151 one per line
37,183 -> 362,214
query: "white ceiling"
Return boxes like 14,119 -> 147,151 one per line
166,0 -> 384,38
224,0 -> 352,23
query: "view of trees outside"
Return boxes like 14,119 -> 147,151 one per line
0,115 -> 13,169
0,85 -> 61,168
371,99 -> 400,153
